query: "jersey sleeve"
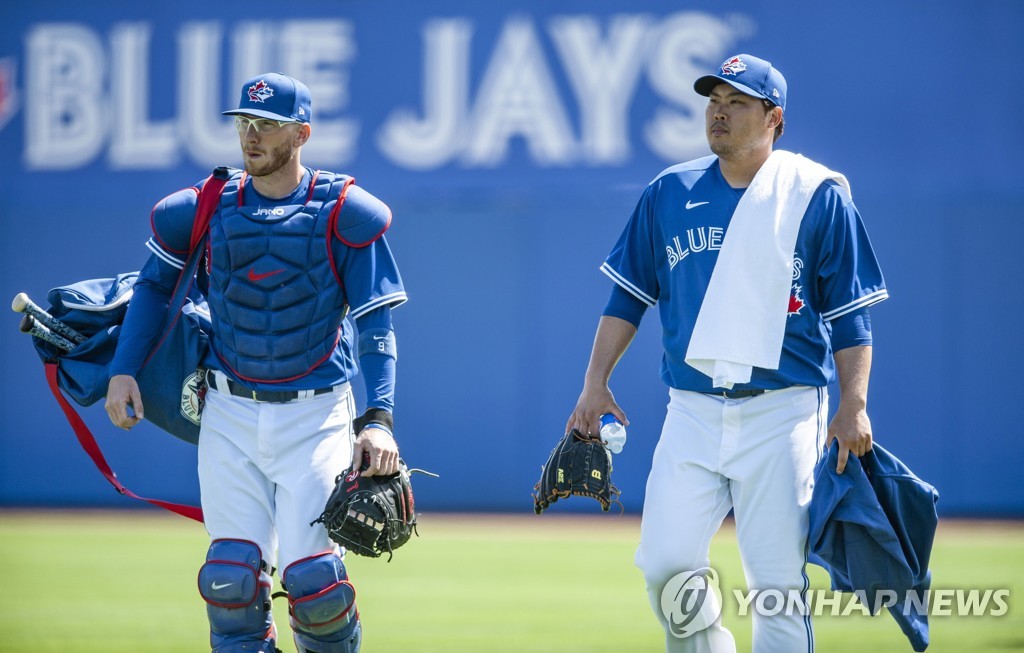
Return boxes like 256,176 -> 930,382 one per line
333,234 -> 407,319
599,185 -> 660,307
814,181 -> 889,322
145,184 -> 202,270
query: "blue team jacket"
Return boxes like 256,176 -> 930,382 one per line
808,441 -> 940,651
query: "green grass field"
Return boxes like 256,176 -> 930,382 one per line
1,511 -> 1022,652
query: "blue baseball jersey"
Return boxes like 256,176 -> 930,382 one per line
601,155 -> 887,391
112,168 -> 406,392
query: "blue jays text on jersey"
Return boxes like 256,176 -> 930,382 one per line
601,155 -> 887,392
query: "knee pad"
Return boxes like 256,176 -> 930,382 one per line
198,539 -> 277,652
283,553 -> 360,653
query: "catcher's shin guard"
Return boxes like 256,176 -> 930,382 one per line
198,539 -> 277,652
283,553 -> 361,653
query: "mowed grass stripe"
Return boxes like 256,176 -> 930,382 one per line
0,511 -> 1022,652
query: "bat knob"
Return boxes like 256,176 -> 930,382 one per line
11,292 -> 29,313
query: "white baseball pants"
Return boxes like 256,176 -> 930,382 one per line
198,383 -> 356,571
635,385 -> 827,653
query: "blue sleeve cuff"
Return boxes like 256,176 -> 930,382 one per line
602,283 -> 648,328
831,307 -> 872,351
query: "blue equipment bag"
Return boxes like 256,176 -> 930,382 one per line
27,170 -> 231,521
35,270 -> 211,444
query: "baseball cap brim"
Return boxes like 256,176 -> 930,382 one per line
693,75 -> 770,101
222,107 -> 301,122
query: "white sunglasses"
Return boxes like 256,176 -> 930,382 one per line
233,115 -> 296,134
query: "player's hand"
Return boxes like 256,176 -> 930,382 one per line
566,382 -> 629,439
352,426 -> 399,477
826,404 -> 873,474
105,374 -> 144,431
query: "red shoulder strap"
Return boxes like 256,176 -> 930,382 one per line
45,363 -> 204,522
189,173 -> 230,251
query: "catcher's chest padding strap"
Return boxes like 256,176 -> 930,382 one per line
44,363 -> 203,522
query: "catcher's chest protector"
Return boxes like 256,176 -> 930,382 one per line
207,173 -> 352,382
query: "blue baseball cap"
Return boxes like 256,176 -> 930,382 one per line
694,54 -> 787,111
223,72 -> 312,123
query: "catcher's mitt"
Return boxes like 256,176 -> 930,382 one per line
312,456 -> 432,561
533,429 -> 621,514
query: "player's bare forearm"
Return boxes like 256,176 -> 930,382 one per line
567,315 -> 637,437
828,345 -> 873,473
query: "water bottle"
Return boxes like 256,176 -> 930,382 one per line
600,413 -> 627,454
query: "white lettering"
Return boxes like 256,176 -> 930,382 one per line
25,24 -> 107,169
377,19 -> 472,169
21,12 -> 753,171
462,18 -> 575,166
732,589 -> 756,616
931,589 -> 954,616
548,15 -> 650,164
873,589 -> 898,612
815,591 -> 843,616
687,227 -> 708,253
109,23 -> 178,169
644,12 -> 736,161
902,588 -> 929,617
279,20 -> 359,164
990,589 -> 1010,617
708,226 -> 724,250
841,591 -> 871,616
754,589 -> 785,616
179,22 -> 236,167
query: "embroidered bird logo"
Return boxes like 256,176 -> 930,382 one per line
720,56 -> 747,76
247,80 -> 274,103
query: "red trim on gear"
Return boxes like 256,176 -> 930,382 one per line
326,178 -> 356,288
288,580 -> 358,628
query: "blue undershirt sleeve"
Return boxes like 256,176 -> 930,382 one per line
830,307 -> 872,351
108,254 -> 181,378
354,305 -> 396,412
602,283 -> 648,328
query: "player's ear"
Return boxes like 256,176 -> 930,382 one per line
294,123 -> 311,147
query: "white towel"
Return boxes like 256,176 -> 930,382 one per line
685,150 -> 850,389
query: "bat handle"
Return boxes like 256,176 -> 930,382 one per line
20,315 -> 76,352
11,292 -> 87,344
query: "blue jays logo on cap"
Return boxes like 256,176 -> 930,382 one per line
247,80 -> 274,104
223,72 -> 312,123
693,54 -> 787,111
720,56 -> 747,76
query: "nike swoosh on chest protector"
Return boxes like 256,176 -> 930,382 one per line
247,268 -> 285,282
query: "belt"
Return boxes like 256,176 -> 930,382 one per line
205,369 -> 347,404
704,388 -> 769,399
